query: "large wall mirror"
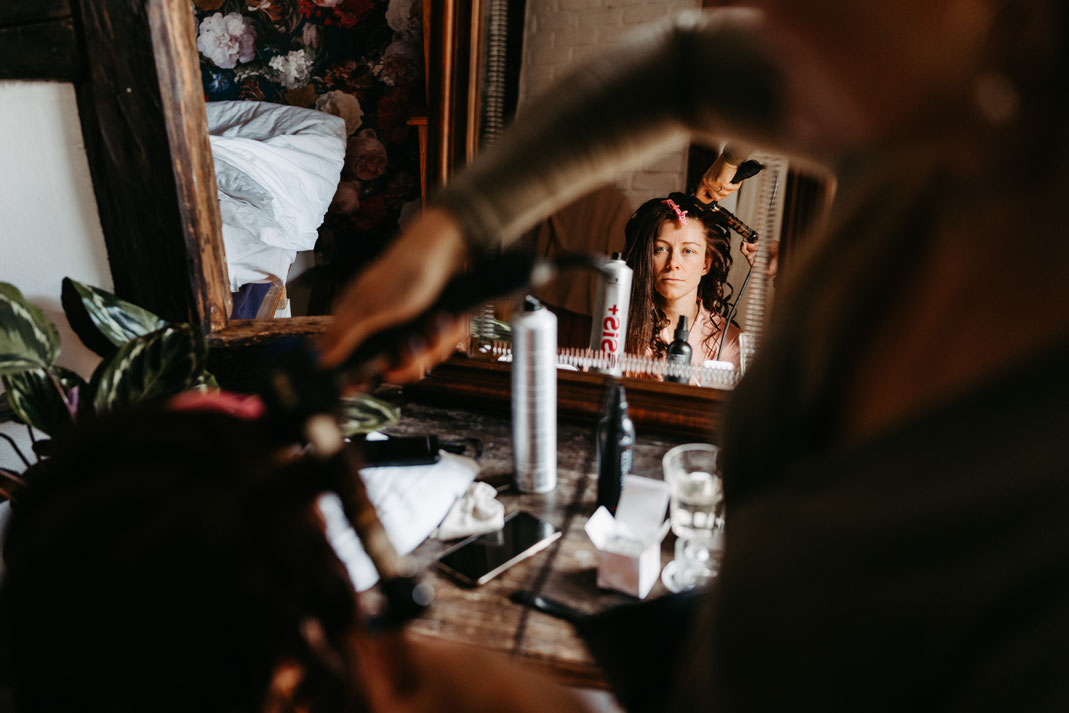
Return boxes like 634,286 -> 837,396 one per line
7,0 -> 833,437
413,0 -> 835,433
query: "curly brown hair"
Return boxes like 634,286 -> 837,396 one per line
0,408 -> 371,713
622,192 -> 734,359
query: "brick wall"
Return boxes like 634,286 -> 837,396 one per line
516,0 -> 700,211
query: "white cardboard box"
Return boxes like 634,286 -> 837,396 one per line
584,474 -> 670,599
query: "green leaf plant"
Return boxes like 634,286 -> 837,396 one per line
1,279 -> 402,499
0,279 -> 214,485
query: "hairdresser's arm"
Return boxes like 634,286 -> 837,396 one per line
430,10 -> 785,255
741,239 -> 779,279
695,145 -> 751,203
321,9 -> 849,368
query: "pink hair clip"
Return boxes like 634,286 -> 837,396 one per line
662,198 -> 688,225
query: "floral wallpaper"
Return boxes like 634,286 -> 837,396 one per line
192,0 -> 424,308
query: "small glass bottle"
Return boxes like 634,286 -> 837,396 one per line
665,315 -> 692,383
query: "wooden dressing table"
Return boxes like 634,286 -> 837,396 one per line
377,391 -> 692,688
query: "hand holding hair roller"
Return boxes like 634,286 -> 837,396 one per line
731,159 -> 764,183
692,159 -> 764,243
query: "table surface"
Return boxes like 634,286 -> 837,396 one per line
377,391 -> 691,688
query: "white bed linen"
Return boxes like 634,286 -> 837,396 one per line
206,101 -> 346,291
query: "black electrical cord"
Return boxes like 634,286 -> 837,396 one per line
717,260 -> 753,362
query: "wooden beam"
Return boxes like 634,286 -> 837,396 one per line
206,317 -> 331,390
146,0 -> 231,332
0,18 -> 79,81
72,0 -> 228,331
0,1 -> 71,27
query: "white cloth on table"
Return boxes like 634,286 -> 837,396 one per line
318,451 -> 479,591
433,481 -> 505,540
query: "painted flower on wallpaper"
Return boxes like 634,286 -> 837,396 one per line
353,194 -> 387,232
197,12 -> 257,69
269,49 -> 314,89
247,0 -> 302,33
330,180 -> 362,214
285,84 -> 317,107
323,59 -> 373,95
206,68 -> 235,96
374,39 -> 421,88
239,79 -> 265,101
315,90 -> 364,135
375,85 -> 414,143
299,0 -> 374,29
301,22 -> 322,49
386,0 -> 421,37
347,129 -> 387,181
384,170 -> 417,207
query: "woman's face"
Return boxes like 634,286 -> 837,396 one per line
652,220 -> 712,304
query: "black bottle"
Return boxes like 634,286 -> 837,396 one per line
665,315 -> 692,383
596,381 -> 635,511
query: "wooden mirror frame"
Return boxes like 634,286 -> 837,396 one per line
6,0 -> 345,377
4,0 -> 829,440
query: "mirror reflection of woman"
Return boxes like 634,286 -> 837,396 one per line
624,193 -> 741,379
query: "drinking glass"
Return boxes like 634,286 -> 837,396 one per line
661,443 -> 725,592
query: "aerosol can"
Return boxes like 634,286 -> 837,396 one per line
512,295 -> 557,493
589,253 -> 633,376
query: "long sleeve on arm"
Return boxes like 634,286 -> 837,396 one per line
721,142 -> 753,166
433,9 -> 785,255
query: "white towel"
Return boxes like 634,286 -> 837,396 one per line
318,452 -> 478,591
433,481 -> 505,540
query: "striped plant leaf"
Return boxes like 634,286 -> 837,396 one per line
31,439 -> 56,459
1,366 -> 84,437
0,282 -> 60,374
194,370 -> 220,390
0,392 -> 17,423
62,278 -> 168,357
338,393 -> 401,437
87,324 -> 207,413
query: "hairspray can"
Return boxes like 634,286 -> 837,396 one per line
512,295 -> 557,493
589,252 -> 633,375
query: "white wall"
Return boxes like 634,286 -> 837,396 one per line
517,0 -> 700,211
0,81 -> 111,472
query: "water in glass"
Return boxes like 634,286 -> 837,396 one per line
669,470 -> 723,544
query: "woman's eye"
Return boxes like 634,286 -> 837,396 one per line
654,246 -> 667,254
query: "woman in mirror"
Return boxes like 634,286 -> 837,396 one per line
623,192 -> 741,378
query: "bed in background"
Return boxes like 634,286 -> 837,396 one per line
206,100 -> 346,318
